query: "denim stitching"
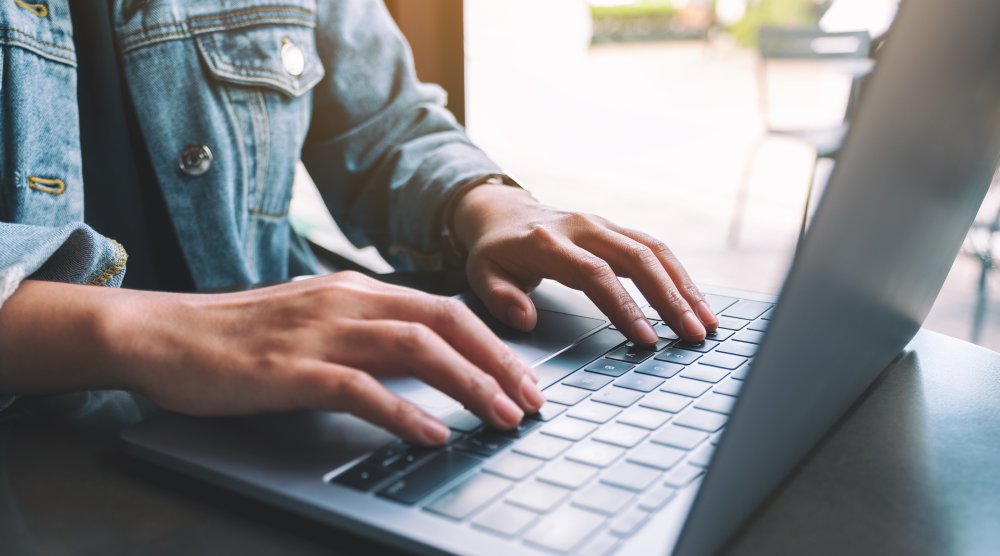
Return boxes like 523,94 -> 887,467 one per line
120,17 -> 314,53
117,4 -> 314,42
252,90 -> 271,215
0,37 -> 75,65
88,240 -> 127,286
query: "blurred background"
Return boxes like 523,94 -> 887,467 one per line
291,0 -> 1000,351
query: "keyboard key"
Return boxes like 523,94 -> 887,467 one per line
761,307 -> 774,320
637,485 -> 677,511
673,339 -> 720,354
716,316 -> 750,330
716,341 -> 758,358
680,364 -> 729,384
721,300 -> 773,320
617,407 -> 671,430
386,445 -> 438,472
731,364 -> 750,381
365,442 -> 412,468
544,384 -> 591,406
574,482 -> 634,515
592,387 -> 643,408
663,464 -> 704,488
566,441 -> 626,468
568,402 -> 622,424
626,443 -> 686,470
748,319 -> 768,332
584,358 -> 635,377
733,330 -> 765,345
713,378 -> 743,397
443,410 -> 483,433
483,452 -> 543,480
614,372 -> 665,393
331,464 -> 397,492
652,323 -> 680,341
513,433 -> 573,460
578,533 -> 621,556
472,502 -> 538,537
377,451 -> 482,505
630,338 -> 672,351
652,426 -> 709,450
695,393 -> 737,415
536,329 -> 627,387
425,472 -> 512,520
563,371 -> 614,391
704,328 -> 734,342
453,431 -> 514,457
542,417 -> 598,441
710,431 -> 725,445
523,505 -> 606,553
602,461 -> 661,491
507,480 -> 571,513
493,418 -> 543,439
641,306 -> 663,321
674,409 -> 728,433
591,422 -> 649,448
604,344 -> 653,365
698,352 -> 747,370
703,293 -> 739,314
609,507 -> 650,537
535,402 -> 568,421
660,377 -> 712,398
654,348 -> 701,365
634,359 -> 684,379
536,459 -> 599,489
639,391 -> 691,414
688,444 -> 716,468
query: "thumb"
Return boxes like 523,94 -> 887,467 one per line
467,261 -> 538,332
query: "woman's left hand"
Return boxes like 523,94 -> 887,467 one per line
451,184 -> 718,345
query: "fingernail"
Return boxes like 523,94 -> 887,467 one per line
492,393 -> 524,427
696,301 -> 718,330
520,374 -> 545,411
507,306 -> 528,330
421,418 -> 450,445
632,318 -> 659,345
681,310 -> 706,339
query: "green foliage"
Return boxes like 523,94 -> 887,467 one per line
590,0 -> 677,21
727,0 -> 823,46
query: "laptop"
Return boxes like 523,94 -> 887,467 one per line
122,1 -> 1000,554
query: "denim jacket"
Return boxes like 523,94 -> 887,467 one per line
0,0 -> 504,410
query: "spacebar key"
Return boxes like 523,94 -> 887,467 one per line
377,451 -> 482,505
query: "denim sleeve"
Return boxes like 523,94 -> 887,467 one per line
301,0 -> 503,270
0,222 -> 127,412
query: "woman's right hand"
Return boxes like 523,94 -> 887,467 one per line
0,273 -> 544,445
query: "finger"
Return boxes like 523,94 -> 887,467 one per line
610,225 -> 718,331
328,319 -> 536,429
575,225 -> 707,342
354,288 -> 543,404
467,258 -> 538,332
522,229 -> 659,345
300,362 -> 450,445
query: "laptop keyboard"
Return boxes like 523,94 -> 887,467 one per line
329,294 -> 772,555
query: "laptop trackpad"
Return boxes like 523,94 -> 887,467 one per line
384,308 -> 606,414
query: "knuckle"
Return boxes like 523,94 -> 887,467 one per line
433,296 -> 467,326
526,223 -> 559,247
625,242 -> 658,267
394,322 -> 434,354
664,288 -> 688,311
389,397 -> 416,426
578,254 -> 613,278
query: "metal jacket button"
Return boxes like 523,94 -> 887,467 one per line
179,144 -> 213,175
281,38 -> 305,77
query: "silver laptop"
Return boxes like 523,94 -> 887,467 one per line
122,1 -> 1000,554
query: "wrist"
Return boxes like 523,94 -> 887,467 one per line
452,181 -> 536,254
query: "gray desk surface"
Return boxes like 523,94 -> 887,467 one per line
1,329 -> 998,555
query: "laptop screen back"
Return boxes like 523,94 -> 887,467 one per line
676,1 -> 1000,554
